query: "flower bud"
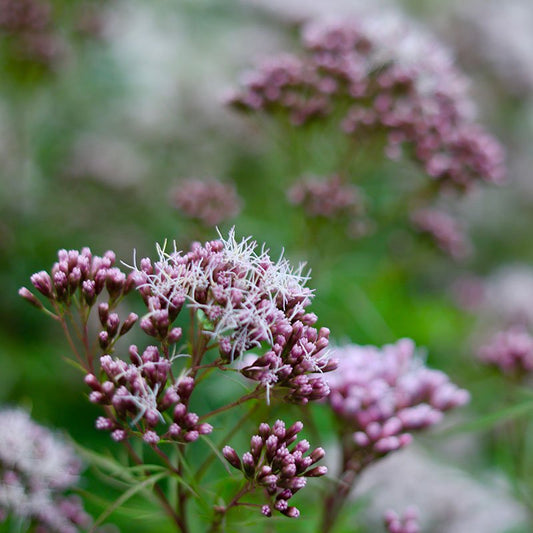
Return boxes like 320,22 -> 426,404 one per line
223,446 -> 242,470
18,287 -> 43,309
119,313 -> 138,336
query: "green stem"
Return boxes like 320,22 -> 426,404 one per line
122,441 -> 185,531
208,483 -> 251,533
199,388 -> 262,422
195,403 -> 260,483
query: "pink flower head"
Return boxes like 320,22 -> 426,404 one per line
223,420 -> 327,519
171,178 -> 242,227
327,339 -> 469,467
411,208 -> 471,259
130,228 -> 336,404
230,11 -> 505,190
0,409 -> 91,532
288,174 -> 364,220
477,326 -> 533,377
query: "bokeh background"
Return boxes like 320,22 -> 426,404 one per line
2,0 -> 533,531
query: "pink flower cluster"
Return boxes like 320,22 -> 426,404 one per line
327,339 -> 469,465
0,0 -> 61,67
384,507 -> 420,533
477,327 -> 533,377
132,229 -> 336,404
0,409 -> 90,533
229,15 -> 505,190
22,247 -> 134,308
171,178 -> 242,227
223,420 -> 327,518
411,208 -> 471,259
86,346 -> 213,444
287,174 -> 363,219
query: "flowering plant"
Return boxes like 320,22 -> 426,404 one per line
15,228 -> 470,532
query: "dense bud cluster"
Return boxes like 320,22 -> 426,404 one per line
171,178 -> 242,227
132,229 -> 336,403
223,420 -> 327,518
229,13 -> 505,190
384,507 -> 420,533
288,174 -> 363,220
327,339 -> 469,466
22,247 -> 134,308
0,409 -> 90,533
411,208 -> 471,259
86,347 -> 212,443
477,327 -> 533,377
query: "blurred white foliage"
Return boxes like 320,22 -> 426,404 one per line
243,0 -> 391,20
449,0 -> 533,97
67,135 -> 147,188
483,265 -> 533,326
355,445 -> 528,533
105,1 -> 285,136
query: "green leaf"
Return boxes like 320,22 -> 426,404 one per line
200,435 -> 233,475
73,444 -> 137,482
439,401 -> 533,435
92,471 -> 168,528
61,356 -> 88,374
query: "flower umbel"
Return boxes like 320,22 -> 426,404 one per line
327,339 -> 469,466
222,420 -> 327,519
0,409 -> 90,533
131,228 -> 336,403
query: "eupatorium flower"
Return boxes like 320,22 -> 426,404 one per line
477,327 -> 533,377
21,246 -> 134,307
411,208 -> 471,259
326,339 -> 469,467
131,228 -> 336,403
171,178 -> 242,226
223,420 -> 327,518
229,11 -> 505,190
86,347 -> 213,443
288,174 -> 363,220
0,409 -> 90,532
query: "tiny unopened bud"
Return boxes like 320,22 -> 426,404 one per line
310,447 -> 325,464
242,452 -> 255,477
18,287 -> 43,309
106,268 -> 126,298
119,313 -> 138,336
111,429 -> 127,442
98,331 -> 110,350
282,506 -> 300,518
30,271 -> 53,298
285,421 -> 304,440
84,374 -> 100,390
98,303 -> 109,326
95,417 -> 114,430
261,505 -> 272,517
53,271 -> 68,299
305,465 -> 327,477
82,280 -> 96,305
197,423 -> 213,435
167,327 -> 183,344
106,313 -> 120,336
143,431 -> 160,445
129,345 -> 141,364
223,446 -> 242,470
183,430 -> 199,442
140,317 -> 156,336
